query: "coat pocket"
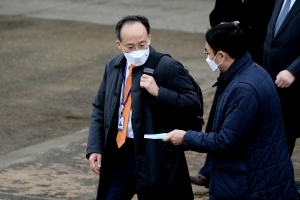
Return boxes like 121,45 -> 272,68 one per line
211,161 -> 248,199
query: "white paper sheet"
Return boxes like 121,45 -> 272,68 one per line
144,133 -> 167,139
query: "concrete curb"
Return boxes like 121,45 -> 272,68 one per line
0,128 -> 88,170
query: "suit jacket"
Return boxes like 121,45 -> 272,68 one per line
210,0 -> 275,65
263,0 -> 300,105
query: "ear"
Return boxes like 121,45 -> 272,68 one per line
116,40 -> 122,50
219,51 -> 225,58
148,35 -> 152,45
219,51 -> 228,61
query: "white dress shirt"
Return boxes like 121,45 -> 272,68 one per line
119,62 -> 134,138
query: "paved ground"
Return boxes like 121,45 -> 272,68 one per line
0,1 -> 299,199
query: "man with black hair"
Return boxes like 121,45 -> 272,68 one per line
190,0 -> 276,187
163,23 -> 298,199
86,15 -> 198,200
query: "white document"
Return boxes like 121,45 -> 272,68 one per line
144,133 -> 167,139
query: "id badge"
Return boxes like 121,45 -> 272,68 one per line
118,116 -> 124,131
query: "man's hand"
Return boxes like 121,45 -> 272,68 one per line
275,70 -> 295,88
88,153 -> 101,175
162,129 -> 186,145
140,74 -> 159,97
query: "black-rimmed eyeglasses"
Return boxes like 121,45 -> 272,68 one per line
204,50 -> 215,57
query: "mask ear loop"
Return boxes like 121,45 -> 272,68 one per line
215,52 -> 224,67
213,52 -> 220,61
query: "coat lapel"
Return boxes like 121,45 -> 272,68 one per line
275,0 -> 300,37
269,0 -> 284,38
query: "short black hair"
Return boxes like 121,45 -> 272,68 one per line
205,23 -> 246,59
115,15 -> 150,42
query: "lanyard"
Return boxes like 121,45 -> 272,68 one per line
120,63 -> 132,110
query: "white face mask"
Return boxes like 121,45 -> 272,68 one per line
122,48 -> 149,66
206,52 -> 222,73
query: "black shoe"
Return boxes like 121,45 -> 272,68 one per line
190,174 -> 209,188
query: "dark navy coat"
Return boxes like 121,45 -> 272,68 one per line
184,53 -> 297,200
86,46 -> 198,199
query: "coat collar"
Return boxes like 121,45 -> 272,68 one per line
213,52 -> 253,88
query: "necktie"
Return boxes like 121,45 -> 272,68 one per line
116,64 -> 135,148
274,0 -> 291,34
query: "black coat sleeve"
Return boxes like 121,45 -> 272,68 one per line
86,67 -> 107,159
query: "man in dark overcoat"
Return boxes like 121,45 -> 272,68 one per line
86,15 -> 199,200
263,0 -> 300,157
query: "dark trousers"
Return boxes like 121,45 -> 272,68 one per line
196,87 -> 218,183
281,105 -> 300,157
102,138 -> 136,200
198,153 -> 211,179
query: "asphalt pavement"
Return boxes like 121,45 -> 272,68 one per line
0,0 -> 299,199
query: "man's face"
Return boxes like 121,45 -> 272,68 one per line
204,42 -> 216,60
116,22 -> 151,53
205,42 -> 233,73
